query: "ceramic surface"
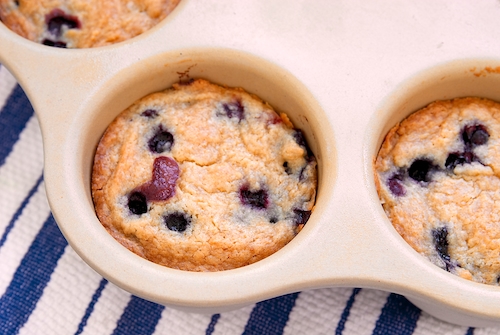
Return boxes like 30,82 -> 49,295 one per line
1,0 -> 500,327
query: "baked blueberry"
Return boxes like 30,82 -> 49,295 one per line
388,173 -> 406,196
432,226 -> 452,271
41,9 -> 81,48
42,39 -> 67,48
293,209 -> 311,226
293,130 -> 314,158
292,130 -> 306,148
46,9 -> 80,37
136,156 -> 179,201
445,151 -> 477,169
218,100 -> 245,121
445,152 -> 463,170
163,212 -> 191,232
127,191 -> 148,215
268,114 -> 284,125
462,124 -> 489,147
408,159 -> 436,183
240,186 -> 268,209
148,127 -> 174,153
141,109 -> 159,118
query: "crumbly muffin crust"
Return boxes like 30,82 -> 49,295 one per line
92,79 -> 317,271
375,97 -> 500,285
0,0 -> 179,48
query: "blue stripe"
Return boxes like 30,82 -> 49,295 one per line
335,288 -> 362,335
112,296 -> 165,335
0,214 -> 68,335
242,292 -> 300,335
0,84 -> 34,167
205,314 -> 220,335
74,278 -> 108,335
372,293 -> 421,335
0,174 -> 44,249
466,327 -> 474,335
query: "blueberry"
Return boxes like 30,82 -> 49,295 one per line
445,152 -> 462,170
388,174 -> 406,196
45,9 -> 80,37
293,130 -> 314,158
138,156 -> 179,201
293,209 -> 311,226
432,226 -> 453,271
42,39 -> 67,48
240,186 -> 268,209
462,124 -> 489,147
293,130 -> 306,148
148,127 -> 174,153
298,165 -> 309,182
218,100 -> 245,121
163,212 -> 191,232
268,114 -> 283,125
408,159 -> 436,183
443,124 -> 490,171
445,151 -> 477,170
128,191 -> 147,215
141,109 -> 158,118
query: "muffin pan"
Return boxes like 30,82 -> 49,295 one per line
1,0 -> 500,327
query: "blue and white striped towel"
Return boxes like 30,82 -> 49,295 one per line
0,64 -> 498,335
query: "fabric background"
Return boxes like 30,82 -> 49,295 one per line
0,64 -> 499,335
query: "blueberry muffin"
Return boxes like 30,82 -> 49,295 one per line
0,0 -> 179,48
91,79 -> 317,271
375,97 -> 500,285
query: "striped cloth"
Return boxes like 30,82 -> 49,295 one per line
0,64 -> 498,335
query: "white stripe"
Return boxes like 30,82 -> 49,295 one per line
0,66 -> 18,111
210,304 -> 255,335
341,289 -> 389,335
153,307 -> 213,335
412,312 -> 469,335
0,116 -> 44,235
0,181 -> 49,297
78,281 -> 132,335
17,246 -> 104,335
474,326 -> 500,334
284,287 -> 354,335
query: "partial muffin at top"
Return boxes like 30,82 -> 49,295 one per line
0,0 -> 180,48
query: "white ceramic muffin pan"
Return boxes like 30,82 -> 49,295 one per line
2,0 -> 500,327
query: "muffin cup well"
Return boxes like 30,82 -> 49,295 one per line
365,58 -> 500,327
1,40 -> 336,313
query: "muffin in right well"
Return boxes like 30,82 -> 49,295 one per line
375,97 -> 500,285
